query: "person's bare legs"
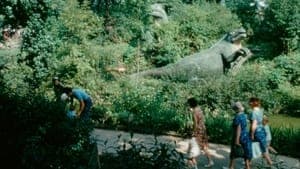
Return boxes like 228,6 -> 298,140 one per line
203,145 -> 214,167
188,158 -> 198,169
268,146 -> 278,154
244,159 -> 251,169
229,159 -> 235,169
263,152 -> 273,166
222,158 -> 235,169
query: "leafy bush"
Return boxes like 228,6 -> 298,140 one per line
110,81 -> 185,134
264,0 -> 300,53
21,15 -> 63,86
141,21 -> 183,67
0,88 -> 95,169
273,53 -> 300,86
59,0 -> 104,43
272,127 -> 300,158
205,113 -> 232,144
0,0 -> 62,27
226,0 -> 299,55
1,62 -> 33,97
17,0 -> 106,102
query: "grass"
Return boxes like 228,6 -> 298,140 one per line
269,114 -> 300,129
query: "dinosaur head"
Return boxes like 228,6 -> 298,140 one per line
226,28 -> 247,43
150,3 -> 168,25
221,28 -> 251,69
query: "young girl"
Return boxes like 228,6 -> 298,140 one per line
187,97 -> 214,168
263,116 -> 278,154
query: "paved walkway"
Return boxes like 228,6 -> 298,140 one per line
91,129 -> 300,169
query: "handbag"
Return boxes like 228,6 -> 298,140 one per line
252,142 -> 262,158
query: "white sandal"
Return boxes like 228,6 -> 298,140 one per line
204,161 -> 214,168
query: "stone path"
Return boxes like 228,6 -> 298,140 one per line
91,129 -> 300,169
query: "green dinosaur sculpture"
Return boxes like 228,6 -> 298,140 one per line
130,28 -> 252,81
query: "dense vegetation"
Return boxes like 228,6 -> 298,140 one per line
0,0 -> 299,168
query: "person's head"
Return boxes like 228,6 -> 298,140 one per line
249,97 -> 261,108
231,101 -> 245,113
63,87 -> 73,96
52,76 -> 60,86
263,115 -> 269,125
61,93 -> 69,101
187,97 -> 198,108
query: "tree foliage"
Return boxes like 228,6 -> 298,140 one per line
265,0 -> 300,53
0,0 -> 63,27
0,85 -> 95,169
226,0 -> 300,55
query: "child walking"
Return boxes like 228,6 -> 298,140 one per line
263,115 -> 278,154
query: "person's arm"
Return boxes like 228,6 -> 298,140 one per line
78,100 -> 85,116
235,125 -> 241,145
193,112 -> 198,133
251,120 -> 257,140
195,107 -> 203,128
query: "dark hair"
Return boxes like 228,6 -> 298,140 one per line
63,87 -> 72,93
263,115 -> 269,123
52,76 -> 59,82
187,97 -> 198,108
249,97 -> 261,107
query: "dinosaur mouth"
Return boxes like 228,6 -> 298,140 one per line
232,29 -> 247,42
234,29 -> 247,37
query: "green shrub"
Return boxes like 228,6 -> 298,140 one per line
265,0 -> 300,53
273,53 -> 300,86
110,81 -> 184,134
1,62 -> 33,97
205,113 -> 232,144
142,21 -> 183,67
0,88 -> 95,169
59,0 -> 104,43
226,0 -> 299,55
272,127 -> 300,158
0,0 -> 62,27
21,15 -> 64,87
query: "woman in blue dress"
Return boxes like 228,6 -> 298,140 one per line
249,97 -> 272,166
225,102 -> 252,169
